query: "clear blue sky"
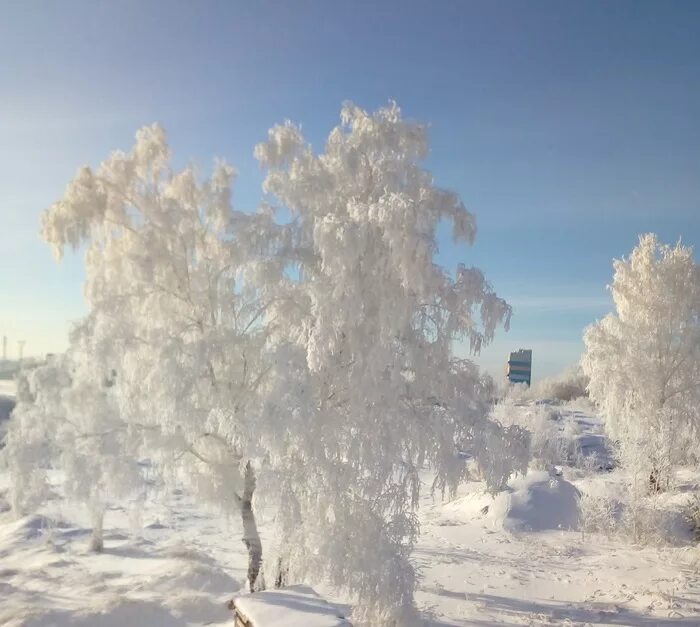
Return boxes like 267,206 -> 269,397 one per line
1,0 -> 699,377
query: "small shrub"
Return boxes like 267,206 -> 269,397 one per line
579,488 -> 618,541
683,494 -> 700,542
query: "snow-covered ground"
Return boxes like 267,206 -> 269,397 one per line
2,401 -> 700,625
416,479 -> 700,625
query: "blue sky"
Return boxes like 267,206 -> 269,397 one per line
1,0 -> 699,377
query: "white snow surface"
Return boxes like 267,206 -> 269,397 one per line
233,585 -> 351,627
2,402 -> 700,625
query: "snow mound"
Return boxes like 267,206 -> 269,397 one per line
234,585 -> 351,627
489,470 -> 581,532
149,559 -> 241,595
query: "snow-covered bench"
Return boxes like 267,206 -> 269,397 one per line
231,585 -> 352,627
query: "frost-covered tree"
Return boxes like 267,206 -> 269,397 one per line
254,102 -> 526,623
5,341 -> 142,551
583,234 -> 700,494
38,124 -> 280,585
9,104 -> 525,624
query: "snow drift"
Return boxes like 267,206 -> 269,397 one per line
447,470 -> 581,533
489,470 -> 581,532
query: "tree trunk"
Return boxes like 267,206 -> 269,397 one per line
90,505 -> 105,553
241,461 -> 263,592
649,468 -> 661,494
274,557 -> 288,589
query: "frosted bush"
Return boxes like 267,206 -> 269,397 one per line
531,366 -> 589,402
491,401 -> 576,470
578,475 -> 697,545
500,366 -> 589,404
579,486 -> 619,540
5,350 -> 143,551
682,494 -> 700,543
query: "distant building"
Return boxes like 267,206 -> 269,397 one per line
506,349 -> 532,386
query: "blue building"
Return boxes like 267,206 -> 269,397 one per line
506,349 -> 532,386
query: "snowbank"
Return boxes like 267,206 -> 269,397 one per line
441,470 -> 581,533
489,470 -> 581,532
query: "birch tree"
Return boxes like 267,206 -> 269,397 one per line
254,102 -> 526,623
38,124 -> 279,584
583,234 -> 700,495
6,341 -> 142,552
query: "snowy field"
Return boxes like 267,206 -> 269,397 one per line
2,400 -> 700,626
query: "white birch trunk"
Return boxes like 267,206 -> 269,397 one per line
241,461 -> 263,592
